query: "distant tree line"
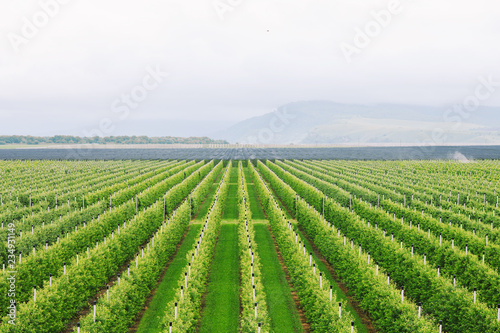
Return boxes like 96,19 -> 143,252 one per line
0,135 -> 229,145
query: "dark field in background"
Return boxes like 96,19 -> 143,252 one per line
1,146 -> 500,160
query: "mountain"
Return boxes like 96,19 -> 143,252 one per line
213,101 -> 500,145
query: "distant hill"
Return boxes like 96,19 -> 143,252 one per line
214,101 -> 500,145
0,135 -> 228,145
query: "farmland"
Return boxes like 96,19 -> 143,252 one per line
0,159 -> 499,332
2,145 -> 500,160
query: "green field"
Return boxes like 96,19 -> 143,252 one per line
293,223 -> 369,333
2,159 -> 499,333
136,224 -> 202,333
198,223 -> 240,332
253,223 -> 304,333
193,167 -> 223,220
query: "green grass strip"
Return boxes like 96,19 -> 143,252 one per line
243,167 -> 267,220
229,165 -> 239,183
253,223 -> 304,333
246,184 -> 266,220
198,223 -> 240,333
222,184 -> 240,220
136,224 -> 202,333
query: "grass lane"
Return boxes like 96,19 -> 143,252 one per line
229,163 -> 239,183
243,166 -> 267,220
222,185 -> 239,220
198,223 -> 240,333
246,184 -> 266,220
253,223 -> 304,333
135,224 -> 202,333
222,167 -> 240,220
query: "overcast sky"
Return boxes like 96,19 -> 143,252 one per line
1,0 -> 499,136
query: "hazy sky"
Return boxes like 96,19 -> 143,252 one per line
1,0 -> 499,136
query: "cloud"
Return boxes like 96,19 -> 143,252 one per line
0,0 -> 499,136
